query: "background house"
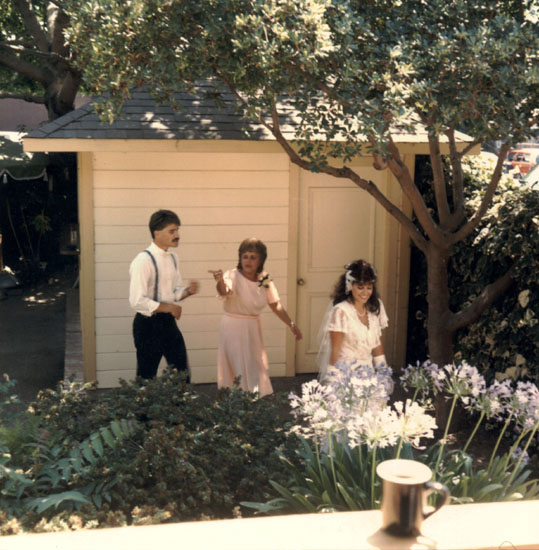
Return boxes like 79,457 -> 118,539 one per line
24,85 -> 466,388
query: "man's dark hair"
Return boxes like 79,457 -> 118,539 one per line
149,210 -> 181,238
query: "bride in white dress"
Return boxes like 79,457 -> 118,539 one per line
318,259 -> 389,382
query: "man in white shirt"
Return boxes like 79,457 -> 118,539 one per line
129,210 -> 199,381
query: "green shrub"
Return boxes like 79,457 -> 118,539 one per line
0,370 -> 295,533
407,156 -> 539,382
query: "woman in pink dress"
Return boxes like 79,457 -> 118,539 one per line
209,238 -> 302,396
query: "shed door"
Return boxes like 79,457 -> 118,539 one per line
295,170 -> 378,373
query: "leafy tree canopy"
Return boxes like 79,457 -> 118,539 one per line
68,0 -> 537,143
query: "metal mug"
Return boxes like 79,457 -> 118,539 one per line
376,459 -> 450,537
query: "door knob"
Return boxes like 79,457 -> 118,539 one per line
297,278 -> 306,286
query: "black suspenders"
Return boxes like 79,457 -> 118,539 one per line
144,250 -> 177,301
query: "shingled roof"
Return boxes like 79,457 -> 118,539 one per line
26,82 -> 472,146
27,83 -> 297,141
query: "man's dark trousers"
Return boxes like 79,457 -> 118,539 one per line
133,312 -> 189,382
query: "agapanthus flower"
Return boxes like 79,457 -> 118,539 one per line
326,360 -> 391,414
423,361 -> 445,393
347,406 -> 399,449
289,379 -> 330,418
511,381 -> 539,431
467,379 -> 512,418
438,362 -> 486,401
374,361 -> 394,396
400,361 -> 430,392
288,380 -> 333,439
392,399 -> 437,448
289,360 -> 396,448
400,360 -> 442,403
512,446 -> 530,466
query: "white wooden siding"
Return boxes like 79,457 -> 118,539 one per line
93,151 -> 291,387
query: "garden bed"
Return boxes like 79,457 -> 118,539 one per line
1,363 -> 538,535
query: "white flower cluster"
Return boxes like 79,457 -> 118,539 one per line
289,360 -> 436,451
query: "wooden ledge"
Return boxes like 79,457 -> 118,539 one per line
1,500 -> 538,549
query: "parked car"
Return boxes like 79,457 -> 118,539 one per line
502,147 -> 539,178
522,163 -> 539,190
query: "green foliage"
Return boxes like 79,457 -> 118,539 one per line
244,434 -> 539,515
0,370 -> 294,533
0,374 -> 19,413
243,435 -> 413,514
1,418 -> 138,516
0,1 -> 45,98
419,444 -> 539,504
408,157 -> 539,381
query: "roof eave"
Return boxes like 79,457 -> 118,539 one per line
24,136 -> 477,156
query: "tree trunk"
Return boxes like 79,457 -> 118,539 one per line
44,70 -> 81,121
425,243 -> 454,366
425,243 -> 462,428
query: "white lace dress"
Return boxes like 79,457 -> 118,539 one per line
318,299 -> 388,381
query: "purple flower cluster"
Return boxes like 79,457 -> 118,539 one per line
400,361 -> 539,430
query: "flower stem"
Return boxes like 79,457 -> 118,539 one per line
395,436 -> 403,459
462,411 -> 485,453
328,432 -> 338,494
506,422 -> 538,490
314,439 -> 322,478
434,394 -> 458,476
503,428 -> 528,471
488,415 -> 512,470
370,443 -> 378,510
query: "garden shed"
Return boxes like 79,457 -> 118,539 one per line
24,85 -> 471,388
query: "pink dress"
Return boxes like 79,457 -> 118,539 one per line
217,268 -> 280,396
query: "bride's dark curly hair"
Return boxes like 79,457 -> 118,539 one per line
332,259 -> 381,314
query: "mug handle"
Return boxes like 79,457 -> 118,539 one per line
423,480 -> 450,520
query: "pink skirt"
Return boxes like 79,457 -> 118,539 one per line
217,312 -> 273,396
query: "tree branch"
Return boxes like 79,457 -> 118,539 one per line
458,139 -> 482,159
48,0 -> 67,11
385,138 -> 447,250
0,42 -> 69,63
448,141 -> 511,245
0,91 -> 45,103
449,262 -> 517,331
47,3 -> 70,56
12,0 -> 50,53
3,39 -> 35,48
447,127 -> 466,229
268,107 -> 430,253
218,74 -> 429,253
428,133 -> 452,227
0,47 -> 50,84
